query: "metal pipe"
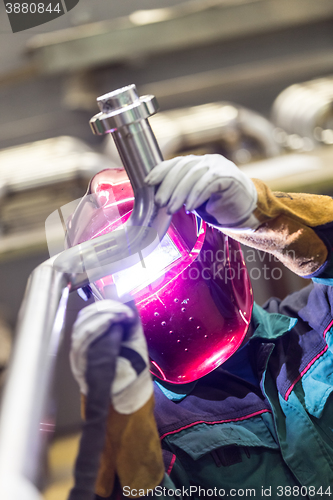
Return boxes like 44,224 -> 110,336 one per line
55,85 -> 170,288
0,84 -> 170,499
0,260 -> 69,494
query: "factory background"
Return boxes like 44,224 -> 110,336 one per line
0,1 -> 333,498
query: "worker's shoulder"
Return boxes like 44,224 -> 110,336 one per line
263,282 -> 333,337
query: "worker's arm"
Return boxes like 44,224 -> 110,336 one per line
224,178 -> 333,278
145,154 -> 333,278
70,300 -> 165,499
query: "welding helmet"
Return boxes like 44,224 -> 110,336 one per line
67,168 -> 253,384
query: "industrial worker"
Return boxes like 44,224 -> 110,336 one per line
69,154 -> 333,500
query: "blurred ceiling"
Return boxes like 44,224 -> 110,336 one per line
0,0 -> 333,151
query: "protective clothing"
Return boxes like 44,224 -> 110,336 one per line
228,178 -> 332,276
70,299 -> 164,498
67,164 -> 253,384
69,152 -> 333,499
145,154 -> 259,230
154,285 -> 333,500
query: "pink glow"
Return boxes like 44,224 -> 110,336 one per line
68,168 -> 253,383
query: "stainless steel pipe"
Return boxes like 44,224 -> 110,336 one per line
0,85 -> 170,499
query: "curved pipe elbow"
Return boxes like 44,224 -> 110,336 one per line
53,184 -> 171,290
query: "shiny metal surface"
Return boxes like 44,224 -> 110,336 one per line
0,258 -> 68,500
0,84 -> 170,498
90,95 -> 159,134
58,84 -> 171,288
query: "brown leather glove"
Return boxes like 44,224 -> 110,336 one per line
224,178 -> 333,277
72,301 -> 164,499
81,394 -> 164,498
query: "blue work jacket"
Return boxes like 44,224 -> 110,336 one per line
152,282 -> 333,500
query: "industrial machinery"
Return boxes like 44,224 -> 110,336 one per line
0,84 -> 171,500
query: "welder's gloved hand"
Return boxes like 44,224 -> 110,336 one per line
70,300 -> 164,498
70,299 -> 153,414
145,154 -> 259,230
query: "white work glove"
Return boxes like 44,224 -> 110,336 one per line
145,154 -> 259,230
70,300 -> 153,414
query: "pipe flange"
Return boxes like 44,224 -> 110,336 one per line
90,84 -> 159,135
